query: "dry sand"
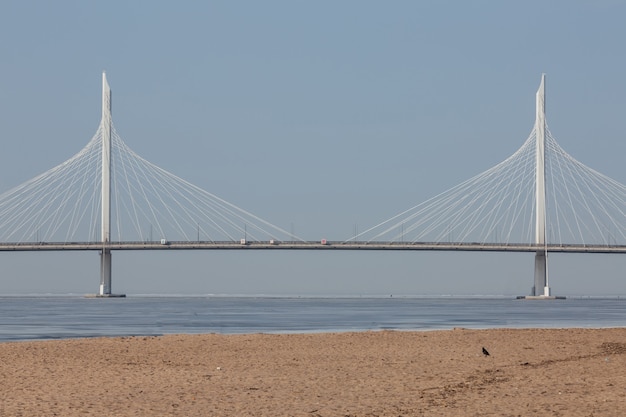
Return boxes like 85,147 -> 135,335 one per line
1,328 -> 625,416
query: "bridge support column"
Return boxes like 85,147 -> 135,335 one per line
99,249 -> 112,295
533,251 -> 550,296
94,249 -> 124,297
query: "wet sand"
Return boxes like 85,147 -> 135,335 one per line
1,328 -> 625,416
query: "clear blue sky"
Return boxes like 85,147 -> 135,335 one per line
0,1 -> 624,296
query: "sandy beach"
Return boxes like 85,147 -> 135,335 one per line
1,328 -> 625,416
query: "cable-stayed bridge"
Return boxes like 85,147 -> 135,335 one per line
0,74 -> 624,297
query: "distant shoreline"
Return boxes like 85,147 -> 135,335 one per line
2,293 -> 626,298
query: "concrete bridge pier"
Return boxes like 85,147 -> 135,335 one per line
533,251 -> 549,296
519,250 -> 564,299
99,249 -> 112,296
96,249 -> 124,297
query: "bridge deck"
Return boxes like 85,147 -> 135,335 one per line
0,241 -> 624,253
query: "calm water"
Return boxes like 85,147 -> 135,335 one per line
1,295 -> 625,342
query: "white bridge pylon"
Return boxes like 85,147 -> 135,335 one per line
101,73 -> 113,295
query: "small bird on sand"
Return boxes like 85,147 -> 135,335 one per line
482,347 -> 490,356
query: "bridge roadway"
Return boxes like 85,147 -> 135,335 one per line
0,241 -> 624,253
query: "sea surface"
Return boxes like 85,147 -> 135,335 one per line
1,295 -> 625,342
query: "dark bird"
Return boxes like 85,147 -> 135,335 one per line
482,347 -> 490,356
